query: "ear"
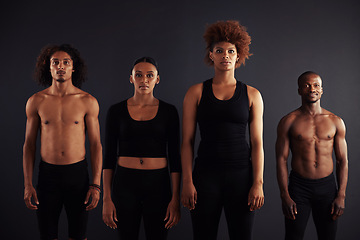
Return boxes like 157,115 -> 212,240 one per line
156,75 -> 160,84
209,51 -> 213,61
129,75 -> 133,84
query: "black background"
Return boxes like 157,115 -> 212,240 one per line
1,0 -> 359,239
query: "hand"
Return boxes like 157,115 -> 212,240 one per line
281,195 -> 297,220
85,187 -> 100,211
24,185 -> 39,210
248,183 -> 264,211
181,182 -> 197,210
331,196 -> 345,220
102,198 -> 118,229
164,197 -> 181,229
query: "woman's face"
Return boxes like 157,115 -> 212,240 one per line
209,41 -> 239,71
130,62 -> 159,95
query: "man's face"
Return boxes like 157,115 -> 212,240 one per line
50,51 -> 74,83
298,74 -> 323,103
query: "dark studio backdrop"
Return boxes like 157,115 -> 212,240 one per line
1,0 -> 359,239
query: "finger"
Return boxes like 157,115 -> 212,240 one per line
194,191 -> 197,205
190,197 -> 195,210
114,209 -> 118,222
293,204 -> 298,215
25,197 -> 38,210
84,191 -> 91,204
33,192 -> 39,205
164,207 -> 170,221
331,203 -> 334,214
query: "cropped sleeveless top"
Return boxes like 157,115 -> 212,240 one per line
103,99 -> 181,172
196,79 -> 251,169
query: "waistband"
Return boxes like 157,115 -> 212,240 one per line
116,165 -> 168,175
289,170 -> 335,184
40,159 -> 87,170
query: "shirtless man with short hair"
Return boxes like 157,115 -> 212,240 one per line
23,44 -> 102,240
276,71 -> 348,240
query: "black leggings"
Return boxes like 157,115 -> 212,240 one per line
112,166 -> 171,240
36,160 -> 89,240
285,171 -> 338,240
191,165 -> 255,240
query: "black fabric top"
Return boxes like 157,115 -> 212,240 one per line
196,79 -> 251,169
103,99 -> 181,172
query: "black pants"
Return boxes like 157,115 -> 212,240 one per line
285,171 -> 338,240
191,165 -> 255,240
36,160 -> 89,240
112,166 -> 171,240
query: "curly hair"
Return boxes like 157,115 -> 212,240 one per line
34,44 -> 87,88
203,20 -> 252,68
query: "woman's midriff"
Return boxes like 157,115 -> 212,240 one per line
117,156 -> 167,169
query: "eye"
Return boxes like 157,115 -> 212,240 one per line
64,61 -> 69,65
135,73 -> 142,77
228,49 -> 235,53
215,49 -> 222,53
52,60 -> 59,65
147,74 -> 154,78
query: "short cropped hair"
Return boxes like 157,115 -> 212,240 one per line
131,56 -> 160,75
203,20 -> 252,68
34,44 -> 87,88
298,71 -> 321,87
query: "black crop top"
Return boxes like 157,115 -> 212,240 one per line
196,79 -> 251,169
103,99 -> 181,172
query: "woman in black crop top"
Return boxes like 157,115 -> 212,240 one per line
102,57 -> 181,239
181,21 -> 265,240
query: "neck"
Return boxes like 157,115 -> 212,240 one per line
212,68 -> 236,85
131,92 -> 157,106
49,80 -> 76,96
300,100 -> 322,115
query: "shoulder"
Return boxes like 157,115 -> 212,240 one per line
108,100 -> 127,114
278,109 -> 301,130
245,84 -> 262,100
323,109 -> 346,130
186,82 -> 203,96
26,90 -> 48,111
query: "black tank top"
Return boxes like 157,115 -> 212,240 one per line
196,79 -> 251,169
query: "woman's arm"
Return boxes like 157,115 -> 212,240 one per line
247,86 -> 265,211
181,83 -> 202,210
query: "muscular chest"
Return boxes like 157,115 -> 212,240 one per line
38,96 -> 86,125
291,115 -> 336,142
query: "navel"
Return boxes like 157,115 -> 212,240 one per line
75,121 -> 79,124
314,161 -> 318,168
140,159 -> 144,165
44,120 -> 49,124
297,135 -> 302,140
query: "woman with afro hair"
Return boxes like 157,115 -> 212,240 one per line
181,20 -> 264,240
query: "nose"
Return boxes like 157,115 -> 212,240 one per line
58,61 -> 64,69
222,52 -> 229,59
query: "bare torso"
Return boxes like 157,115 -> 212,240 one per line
36,88 -> 91,164
288,108 -> 337,179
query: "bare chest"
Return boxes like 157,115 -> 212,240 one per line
38,97 -> 86,126
291,116 -> 336,142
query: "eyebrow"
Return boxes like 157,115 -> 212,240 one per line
135,70 -> 154,73
50,58 -> 72,61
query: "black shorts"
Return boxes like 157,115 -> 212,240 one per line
285,171 -> 338,240
36,160 -> 89,240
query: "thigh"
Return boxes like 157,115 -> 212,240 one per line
223,168 -> 254,240
36,188 -> 63,240
142,171 -> 171,240
191,168 -> 223,240
63,169 -> 89,239
312,180 -> 338,240
285,180 -> 312,240
113,168 -> 143,240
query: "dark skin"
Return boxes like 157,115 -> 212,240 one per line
276,73 -> 348,221
102,62 -> 181,230
23,51 -> 102,240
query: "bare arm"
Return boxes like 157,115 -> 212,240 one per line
331,117 -> 348,220
181,84 -> 201,210
84,96 -> 102,210
23,96 -> 40,210
276,115 -> 297,219
247,87 -> 264,211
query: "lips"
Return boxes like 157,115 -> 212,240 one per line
57,70 -> 66,75
139,85 -> 149,89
